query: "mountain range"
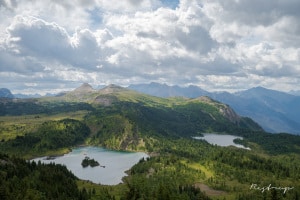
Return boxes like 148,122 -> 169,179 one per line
1,83 -> 300,134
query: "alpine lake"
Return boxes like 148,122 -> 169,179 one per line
31,146 -> 148,185
193,133 -> 250,150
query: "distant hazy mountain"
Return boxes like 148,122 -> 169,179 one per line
128,83 -> 300,135
13,93 -> 42,98
0,88 -> 14,98
128,82 -> 209,98
215,87 -> 300,134
13,93 -> 58,98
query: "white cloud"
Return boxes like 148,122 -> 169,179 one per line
6,16 -> 71,55
4,15 -> 114,71
255,16 -> 300,48
0,0 -> 300,93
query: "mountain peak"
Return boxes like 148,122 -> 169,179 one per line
0,88 -> 14,98
236,86 -> 295,100
74,83 -> 94,92
100,84 -> 127,93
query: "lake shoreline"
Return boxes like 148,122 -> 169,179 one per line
28,142 -> 150,160
30,146 -> 149,185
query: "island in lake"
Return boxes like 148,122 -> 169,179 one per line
81,156 -> 103,168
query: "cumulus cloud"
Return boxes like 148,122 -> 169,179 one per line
0,0 -> 300,93
5,15 -> 114,70
6,16 -> 71,56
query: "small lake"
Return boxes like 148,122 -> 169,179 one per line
31,146 -> 148,185
193,133 -> 250,150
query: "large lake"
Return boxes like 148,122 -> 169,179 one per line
193,133 -> 250,150
31,146 -> 148,185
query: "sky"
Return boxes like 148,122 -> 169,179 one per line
0,0 -> 300,95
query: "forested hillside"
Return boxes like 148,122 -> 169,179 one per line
0,153 -> 89,200
0,119 -> 90,157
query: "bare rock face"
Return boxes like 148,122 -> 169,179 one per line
219,105 -> 241,123
197,96 -> 241,123
94,95 -> 117,106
